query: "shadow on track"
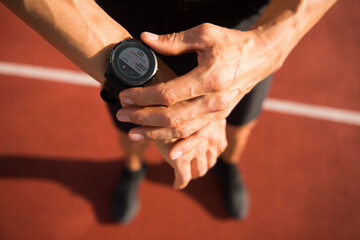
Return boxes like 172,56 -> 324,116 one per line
0,155 -> 228,223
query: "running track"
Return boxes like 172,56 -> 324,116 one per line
0,1 -> 359,240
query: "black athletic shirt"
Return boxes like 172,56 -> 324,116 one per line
97,0 -> 270,36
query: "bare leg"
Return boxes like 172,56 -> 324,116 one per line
220,119 -> 258,164
118,131 -> 149,171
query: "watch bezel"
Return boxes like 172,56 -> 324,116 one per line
108,39 -> 158,87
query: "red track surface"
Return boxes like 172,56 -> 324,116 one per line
0,1 -> 359,240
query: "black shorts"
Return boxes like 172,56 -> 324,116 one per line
98,0 -> 272,132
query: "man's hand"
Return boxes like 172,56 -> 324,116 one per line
154,119 -> 227,189
117,23 -> 276,141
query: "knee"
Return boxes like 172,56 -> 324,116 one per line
226,119 -> 258,140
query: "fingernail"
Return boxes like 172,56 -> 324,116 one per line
171,151 -> 183,160
129,133 -> 144,141
117,114 -> 130,122
143,32 -> 159,41
120,96 -> 134,105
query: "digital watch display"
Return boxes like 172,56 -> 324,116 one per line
101,39 -> 158,103
117,47 -> 149,79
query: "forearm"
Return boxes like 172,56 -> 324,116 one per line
251,0 -> 338,72
1,0 -> 132,84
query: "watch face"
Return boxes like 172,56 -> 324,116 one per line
118,47 -> 149,78
110,39 -> 157,87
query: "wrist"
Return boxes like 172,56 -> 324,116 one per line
97,34 -> 133,84
249,0 -> 338,74
249,25 -> 290,74
249,6 -> 300,73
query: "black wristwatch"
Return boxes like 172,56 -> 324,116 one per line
100,39 -> 158,103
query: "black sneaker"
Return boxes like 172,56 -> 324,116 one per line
215,159 -> 249,219
112,163 -> 146,224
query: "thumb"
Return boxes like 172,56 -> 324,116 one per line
141,30 -> 198,56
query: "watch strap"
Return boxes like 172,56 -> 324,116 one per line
100,73 -> 127,103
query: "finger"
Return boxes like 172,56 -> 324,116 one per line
190,158 -> 198,178
153,140 -> 178,167
141,26 -> 207,56
118,62 -> 178,108
205,120 -> 228,156
117,99 -> 198,128
169,122 -> 213,159
189,140 -> 210,178
193,155 -> 208,179
127,118 -> 210,142
119,87 -> 241,127
173,138 -> 208,189
119,66 -> 242,107
207,148 -> 217,169
217,132 -> 228,154
117,105 -> 182,128
169,119 -> 226,154
216,119 -> 228,153
173,157 -> 192,190
120,68 -> 212,106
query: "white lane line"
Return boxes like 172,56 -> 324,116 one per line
0,61 -> 99,87
263,99 -> 360,126
0,61 -> 360,126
